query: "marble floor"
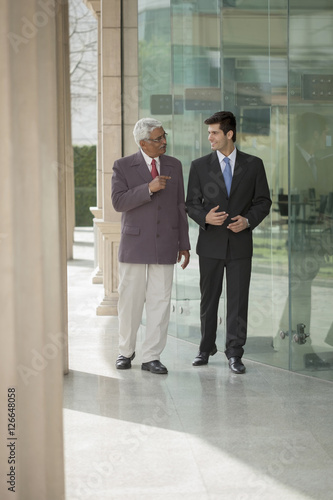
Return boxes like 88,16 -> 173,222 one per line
63,229 -> 333,500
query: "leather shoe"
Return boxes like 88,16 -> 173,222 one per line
228,356 -> 246,374
192,347 -> 218,366
116,352 -> 135,370
141,360 -> 168,374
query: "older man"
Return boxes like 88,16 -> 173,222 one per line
111,118 -> 190,374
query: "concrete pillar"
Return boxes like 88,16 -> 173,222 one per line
63,7 -> 75,262
95,0 -> 122,315
56,0 -> 72,374
90,7 -> 104,285
96,221 -> 121,314
91,207 -> 104,284
123,0 -> 139,155
96,10 -> 103,210
0,1 -> 66,498
86,0 -> 139,315
97,0 -> 138,315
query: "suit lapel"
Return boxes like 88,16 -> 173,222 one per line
159,155 -> 171,177
209,152 -> 228,196
208,150 -> 247,197
230,150 -> 247,195
131,151 -> 172,181
131,150 -> 153,183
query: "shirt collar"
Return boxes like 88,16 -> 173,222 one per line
217,148 -> 236,169
140,148 -> 160,167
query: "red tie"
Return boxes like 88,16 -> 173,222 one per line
151,159 -> 158,179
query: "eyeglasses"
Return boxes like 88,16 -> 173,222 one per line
145,132 -> 168,143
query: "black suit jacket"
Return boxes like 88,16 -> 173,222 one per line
186,149 -> 272,260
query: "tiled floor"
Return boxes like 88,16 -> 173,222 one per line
63,229 -> 333,500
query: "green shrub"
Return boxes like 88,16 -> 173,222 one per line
74,145 -> 96,226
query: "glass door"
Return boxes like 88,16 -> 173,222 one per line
171,0 -> 225,349
171,0 -> 291,370
218,1 -> 290,370
138,0 -> 333,381
287,1 -> 333,379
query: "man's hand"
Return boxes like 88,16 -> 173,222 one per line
149,175 -> 171,193
205,205 -> 228,226
227,215 -> 248,233
177,250 -> 190,269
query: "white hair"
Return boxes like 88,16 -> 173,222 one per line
133,118 -> 163,147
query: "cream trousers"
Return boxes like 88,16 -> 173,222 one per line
117,263 -> 174,363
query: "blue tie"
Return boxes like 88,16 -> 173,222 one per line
223,157 -> 232,195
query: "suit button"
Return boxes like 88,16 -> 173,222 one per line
158,206 -> 161,210
156,234 -> 160,238
157,220 -> 160,224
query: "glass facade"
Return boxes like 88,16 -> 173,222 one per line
138,0 -> 333,381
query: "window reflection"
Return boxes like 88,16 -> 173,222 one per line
138,0 -> 333,380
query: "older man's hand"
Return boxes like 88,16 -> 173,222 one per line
149,176 -> 171,193
178,250 -> 190,269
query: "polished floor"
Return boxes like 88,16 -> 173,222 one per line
64,229 -> 333,500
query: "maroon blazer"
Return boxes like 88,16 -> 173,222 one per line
111,150 -> 190,264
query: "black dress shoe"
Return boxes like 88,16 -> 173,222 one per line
228,356 -> 246,374
141,360 -> 168,374
116,352 -> 135,370
192,347 -> 218,366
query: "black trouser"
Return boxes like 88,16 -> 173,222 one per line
199,252 -> 252,359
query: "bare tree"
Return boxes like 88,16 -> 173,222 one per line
69,0 -> 97,144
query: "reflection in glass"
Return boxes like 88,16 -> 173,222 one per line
138,0 -> 333,380
286,1 -> 333,378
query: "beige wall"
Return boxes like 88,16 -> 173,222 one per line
0,1 -> 73,498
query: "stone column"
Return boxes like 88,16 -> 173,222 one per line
95,0 -> 122,315
85,0 -> 139,315
56,0 -> 72,374
91,207 -> 104,283
63,11 -> 75,262
96,0 -> 139,315
123,0 -> 139,156
90,7 -> 104,285
0,1 -> 66,498
96,8 -> 103,213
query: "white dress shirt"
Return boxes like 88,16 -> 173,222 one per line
141,149 -> 160,195
217,148 -> 250,227
217,148 -> 236,175
141,149 -> 161,175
